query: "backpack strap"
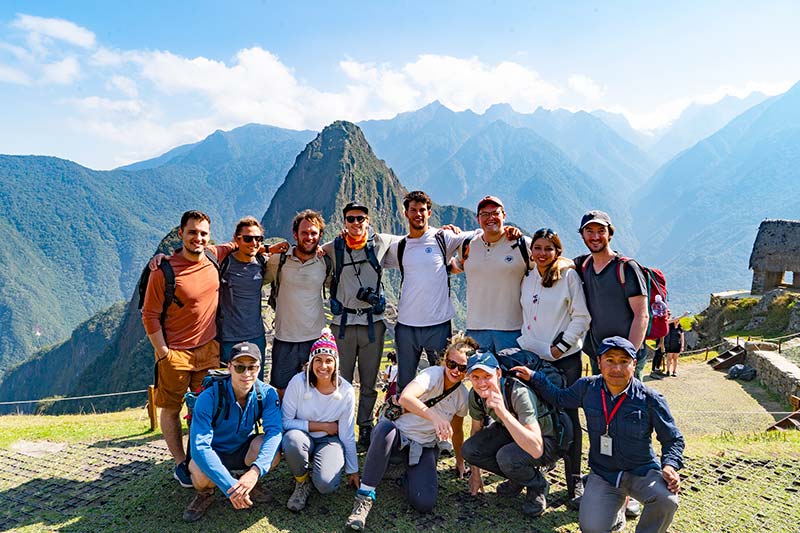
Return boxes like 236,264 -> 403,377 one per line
253,381 -> 265,435
330,236 -> 346,303
512,236 -> 531,276
322,254 -> 333,299
255,253 -> 268,277
434,229 -> 452,293
211,378 -> 229,429
203,248 -> 220,270
397,237 -> 407,286
268,252 -> 289,308
423,381 -> 461,408
502,377 -> 518,419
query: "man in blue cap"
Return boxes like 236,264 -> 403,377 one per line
461,351 -> 559,518
513,336 -> 684,533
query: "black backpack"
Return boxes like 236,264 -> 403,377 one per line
267,251 -> 333,311
461,235 -> 531,275
493,348 -> 575,457
397,229 -> 452,294
137,248 -> 220,344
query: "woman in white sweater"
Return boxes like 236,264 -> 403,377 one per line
281,328 -> 359,512
517,227 -> 590,506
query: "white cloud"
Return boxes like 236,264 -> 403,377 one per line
12,14 -> 96,49
73,96 -> 143,114
41,56 -> 80,84
568,74 -> 606,101
107,75 -> 138,97
0,63 -> 31,84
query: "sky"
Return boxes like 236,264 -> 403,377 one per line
1,1 -> 798,169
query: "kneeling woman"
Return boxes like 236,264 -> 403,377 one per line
281,328 -> 359,512
345,334 -> 476,531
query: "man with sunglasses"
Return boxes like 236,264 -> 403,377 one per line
457,196 -> 530,353
322,202 -> 399,450
185,342 -> 282,522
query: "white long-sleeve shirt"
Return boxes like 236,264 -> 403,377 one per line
281,372 -> 358,474
517,263 -> 591,361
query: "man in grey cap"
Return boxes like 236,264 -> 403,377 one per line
514,336 -> 684,533
322,201 -> 400,450
574,210 -> 649,379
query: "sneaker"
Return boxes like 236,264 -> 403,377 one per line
648,372 -> 663,380
357,425 -> 373,452
346,493 -> 374,531
567,475 -> 584,511
250,485 -> 274,504
287,479 -> 313,512
438,439 -> 454,457
626,497 -> 642,518
670,372 -> 677,377
522,482 -> 549,517
173,461 -> 193,489
496,479 -> 524,496
182,490 -> 214,522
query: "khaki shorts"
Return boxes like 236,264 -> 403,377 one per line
155,339 -> 220,409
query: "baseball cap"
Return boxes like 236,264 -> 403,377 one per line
342,202 -> 369,216
477,196 -> 504,212
467,351 -> 501,375
597,336 -> 638,360
579,210 -> 612,231
229,341 -> 262,362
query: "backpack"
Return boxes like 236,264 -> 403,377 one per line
461,235 -> 531,275
137,248 -> 220,344
397,229 -> 452,293
183,369 -> 265,432
267,251 -> 333,311
575,254 -> 669,341
477,348 -> 574,457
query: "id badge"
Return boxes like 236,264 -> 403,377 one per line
600,434 -> 613,456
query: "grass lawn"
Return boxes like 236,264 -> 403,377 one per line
2,361 -> 800,532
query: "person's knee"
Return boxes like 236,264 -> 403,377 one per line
578,517 -> 608,533
460,436 -> 481,464
648,490 -> 679,515
496,444 -> 535,476
408,491 -> 436,513
282,430 -> 308,457
313,473 -> 341,495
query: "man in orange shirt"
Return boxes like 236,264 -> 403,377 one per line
142,210 -> 236,488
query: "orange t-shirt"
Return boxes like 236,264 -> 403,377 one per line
142,244 -> 234,349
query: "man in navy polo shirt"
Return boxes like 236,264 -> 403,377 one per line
513,336 -> 683,533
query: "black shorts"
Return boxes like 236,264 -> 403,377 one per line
270,338 -> 315,389
216,434 -> 258,471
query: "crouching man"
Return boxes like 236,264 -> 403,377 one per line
462,352 -> 559,518
184,342 -> 283,522
514,336 -> 683,533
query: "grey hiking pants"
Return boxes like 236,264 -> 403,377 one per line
395,321 -> 452,392
334,321 -> 387,428
283,430 -> 345,494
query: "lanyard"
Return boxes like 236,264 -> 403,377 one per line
601,388 -> 627,435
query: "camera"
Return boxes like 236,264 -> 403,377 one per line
356,286 -> 381,306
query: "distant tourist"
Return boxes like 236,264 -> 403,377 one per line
457,195 -> 530,352
515,336 -> 684,533
381,351 -> 398,398
141,210 -> 236,489
281,328 -> 359,512
183,342 -> 282,522
264,209 -> 331,399
462,351 -> 560,519
574,210 -> 649,379
516,227 -> 591,508
322,201 -> 399,450
345,334 -> 475,531
662,314 -> 685,377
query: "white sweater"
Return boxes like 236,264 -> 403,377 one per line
517,263 -> 591,361
281,372 -> 358,474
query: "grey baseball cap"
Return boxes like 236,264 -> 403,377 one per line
579,210 -> 612,231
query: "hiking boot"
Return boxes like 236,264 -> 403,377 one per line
567,475 -> 584,511
612,505 -> 627,531
438,439 -> 454,457
670,372 -> 677,377
182,490 -> 214,522
648,371 -> 663,380
287,479 -> 313,512
357,425 -> 373,452
173,460 -> 193,489
496,479 -> 524,496
522,482 -> 549,517
250,485 -> 274,504
626,497 -> 642,518
345,493 -> 374,531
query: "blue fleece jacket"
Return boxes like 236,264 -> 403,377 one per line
190,378 -> 282,497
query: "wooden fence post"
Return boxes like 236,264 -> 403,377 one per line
147,385 -> 158,431
704,348 -> 709,361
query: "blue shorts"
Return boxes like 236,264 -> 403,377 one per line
216,434 -> 258,471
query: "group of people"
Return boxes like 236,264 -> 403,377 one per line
141,191 -> 685,532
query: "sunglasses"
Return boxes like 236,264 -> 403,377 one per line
534,227 -> 557,238
239,235 -> 264,243
444,358 -> 467,373
232,364 -> 261,374
345,215 -> 367,223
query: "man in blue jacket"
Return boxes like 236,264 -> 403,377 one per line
514,336 -> 683,533
184,342 -> 282,522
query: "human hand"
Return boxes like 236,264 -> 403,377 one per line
504,226 -> 522,240
550,346 -> 563,360
347,473 -> 360,488
323,422 -> 339,435
483,381 -> 507,417
440,224 -> 461,234
148,253 -> 167,271
154,346 -> 169,361
268,241 -> 290,255
431,413 -> 453,441
468,467 -> 484,495
448,257 -> 463,274
227,467 -> 259,509
509,365 -> 532,382
455,460 -> 468,479
662,465 -> 680,494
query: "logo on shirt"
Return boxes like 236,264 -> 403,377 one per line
504,255 -> 514,263
532,294 -> 539,304
425,247 -> 433,253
